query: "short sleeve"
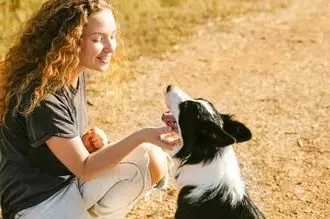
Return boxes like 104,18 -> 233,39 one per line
25,95 -> 78,148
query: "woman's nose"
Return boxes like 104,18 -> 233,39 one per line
104,38 -> 115,52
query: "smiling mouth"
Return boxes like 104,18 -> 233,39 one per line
161,111 -> 178,131
97,57 -> 111,63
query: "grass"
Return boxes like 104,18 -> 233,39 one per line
114,0 -> 289,60
0,0 -> 290,103
0,0 -> 289,101
0,1 -> 289,217
0,0 -> 42,56
0,0 -> 288,61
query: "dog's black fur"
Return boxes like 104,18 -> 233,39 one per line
165,85 -> 265,219
176,186 -> 264,219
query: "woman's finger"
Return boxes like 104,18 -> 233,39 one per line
160,132 -> 180,143
90,135 -> 101,142
157,136 -> 179,150
84,131 -> 94,139
159,141 -> 176,151
91,139 -> 103,148
156,126 -> 172,135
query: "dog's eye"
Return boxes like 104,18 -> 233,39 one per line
200,130 -> 217,139
201,129 -> 207,134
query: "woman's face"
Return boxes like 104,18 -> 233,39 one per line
79,9 -> 117,72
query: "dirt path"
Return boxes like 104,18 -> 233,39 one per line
87,0 -> 330,218
0,1 -> 328,219
1,0 -> 326,219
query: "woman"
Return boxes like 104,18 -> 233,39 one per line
0,1 -> 177,219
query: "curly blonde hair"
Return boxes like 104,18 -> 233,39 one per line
0,0 -> 120,124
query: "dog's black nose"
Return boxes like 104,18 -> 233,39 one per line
166,85 -> 173,92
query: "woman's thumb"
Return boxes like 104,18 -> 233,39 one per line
158,126 -> 172,134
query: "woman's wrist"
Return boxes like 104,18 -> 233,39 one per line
132,129 -> 146,145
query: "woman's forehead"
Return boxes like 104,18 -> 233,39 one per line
85,9 -> 116,34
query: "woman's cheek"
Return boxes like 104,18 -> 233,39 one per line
87,44 -> 100,56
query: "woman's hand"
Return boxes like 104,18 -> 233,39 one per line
82,127 -> 108,153
136,126 -> 180,151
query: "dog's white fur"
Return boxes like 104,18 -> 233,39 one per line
166,86 -> 245,206
171,147 -> 245,206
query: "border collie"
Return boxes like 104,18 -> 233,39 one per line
162,85 -> 266,219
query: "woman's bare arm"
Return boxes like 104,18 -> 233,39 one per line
46,131 -> 142,181
46,127 -> 175,181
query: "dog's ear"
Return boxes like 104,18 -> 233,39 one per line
215,128 -> 236,147
221,114 -> 252,143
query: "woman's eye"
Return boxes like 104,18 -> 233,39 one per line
92,38 -> 102,43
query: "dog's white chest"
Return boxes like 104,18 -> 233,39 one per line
172,146 -> 245,203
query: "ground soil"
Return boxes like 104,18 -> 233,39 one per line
87,0 -> 330,218
88,0 -> 329,218
2,0 -> 329,218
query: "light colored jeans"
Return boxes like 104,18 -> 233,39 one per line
15,143 -> 165,219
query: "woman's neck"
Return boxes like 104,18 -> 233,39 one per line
70,77 -> 79,89
70,65 -> 86,89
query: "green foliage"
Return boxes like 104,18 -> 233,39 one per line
0,0 -> 44,56
159,0 -> 183,7
0,0 -> 289,60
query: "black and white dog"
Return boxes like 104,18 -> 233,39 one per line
162,85 -> 265,219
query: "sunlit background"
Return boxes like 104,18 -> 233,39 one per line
3,1 -> 329,219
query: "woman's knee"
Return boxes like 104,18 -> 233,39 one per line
80,162 -> 143,209
119,143 -> 168,188
147,146 -> 168,185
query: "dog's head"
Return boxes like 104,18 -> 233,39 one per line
163,85 -> 252,165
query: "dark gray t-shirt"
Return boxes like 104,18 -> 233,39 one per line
0,73 -> 87,219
